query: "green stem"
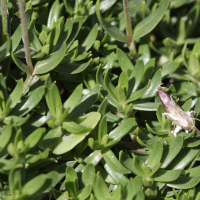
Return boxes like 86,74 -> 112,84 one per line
1,0 -> 8,44
17,0 -> 34,75
122,0 -> 136,54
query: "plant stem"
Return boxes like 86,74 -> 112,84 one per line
123,0 -> 132,43
18,0 -> 34,75
122,0 -> 136,54
1,0 -> 8,44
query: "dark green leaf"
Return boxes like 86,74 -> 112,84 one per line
28,19 -> 42,51
117,48 -> 134,73
24,128 -> 45,152
62,121 -> 85,134
54,18 -> 73,51
162,62 -> 179,78
45,25 -> 61,53
34,43 -> 66,74
141,69 -> 162,99
53,112 -> 101,154
119,151 -> 138,175
10,86 -> 44,116
132,102 -> 160,111
11,51 -> 30,74
130,60 -> 144,92
161,136 -> 183,168
109,118 -> 136,140
39,127 -> 62,149
167,176 -> 200,189
66,85 -> 100,121
0,37 -> 11,63
11,24 -> 22,52
93,173 -> 111,200
67,17 -> 83,49
96,0 -> 128,43
63,83 -> 83,112
134,0 -> 170,39
82,163 -> 95,186
102,149 -> 131,174
55,58 -> 92,74
47,0 -> 64,29
147,141 -> 163,168
126,80 -> 150,103
80,23 -> 98,53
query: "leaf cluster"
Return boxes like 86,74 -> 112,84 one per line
1,0 -> 200,200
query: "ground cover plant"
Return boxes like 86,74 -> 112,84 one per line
1,0 -> 200,199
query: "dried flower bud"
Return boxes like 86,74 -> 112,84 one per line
157,89 -> 200,135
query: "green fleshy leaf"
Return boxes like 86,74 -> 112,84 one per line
141,69 -> 162,99
62,121 -> 85,134
55,58 -> 92,74
134,0 -> 170,39
22,171 -> 58,198
126,80 -> 150,103
28,19 -> 42,51
130,60 -> 144,93
102,160 -> 129,187
162,62 -> 179,78
182,98 -> 192,111
63,84 -> 83,112
75,150 -> 102,173
168,147 -> 200,170
11,24 -> 22,52
93,173 -> 112,200
80,23 -> 98,53
47,0 -> 64,29
119,151 -> 138,175
66,85 -> 100,121
147,141 -> 163,168
45,25 -> 61,53
0,74 -> 8,101
117,48 -> 134,73
132,102 -> 160,111
102,149 -> 131,174
9,164 -> 24,194
140,58 -> 155,88
54,18 -> 73,51
34,43 -> 66,74
77,185 -> 92,200
67,17 -> 83,49
154,169 -> 182,182
96,0 -> 128,43
24,128 -> 45,152
11,51 -> 30,74
98,116 -> 107,144
104,67 -> 118,103
9,79 -> 23,110
39,127 -> 62,149
109,118 -> 136,141
10,86 -> 44,117
82,163 -> 95,186
53,112 -> 101,154
161,136 -> 183,168
0,125 -> 12,153
133,154 -> 151,177
167,176 -> 200,189
47,83 -> 63,118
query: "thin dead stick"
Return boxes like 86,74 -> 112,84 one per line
17,0 -> 34,75
122,0 -> 135,51
1,0 -> 8,44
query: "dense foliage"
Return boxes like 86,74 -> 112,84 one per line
1,0 -> 200,199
